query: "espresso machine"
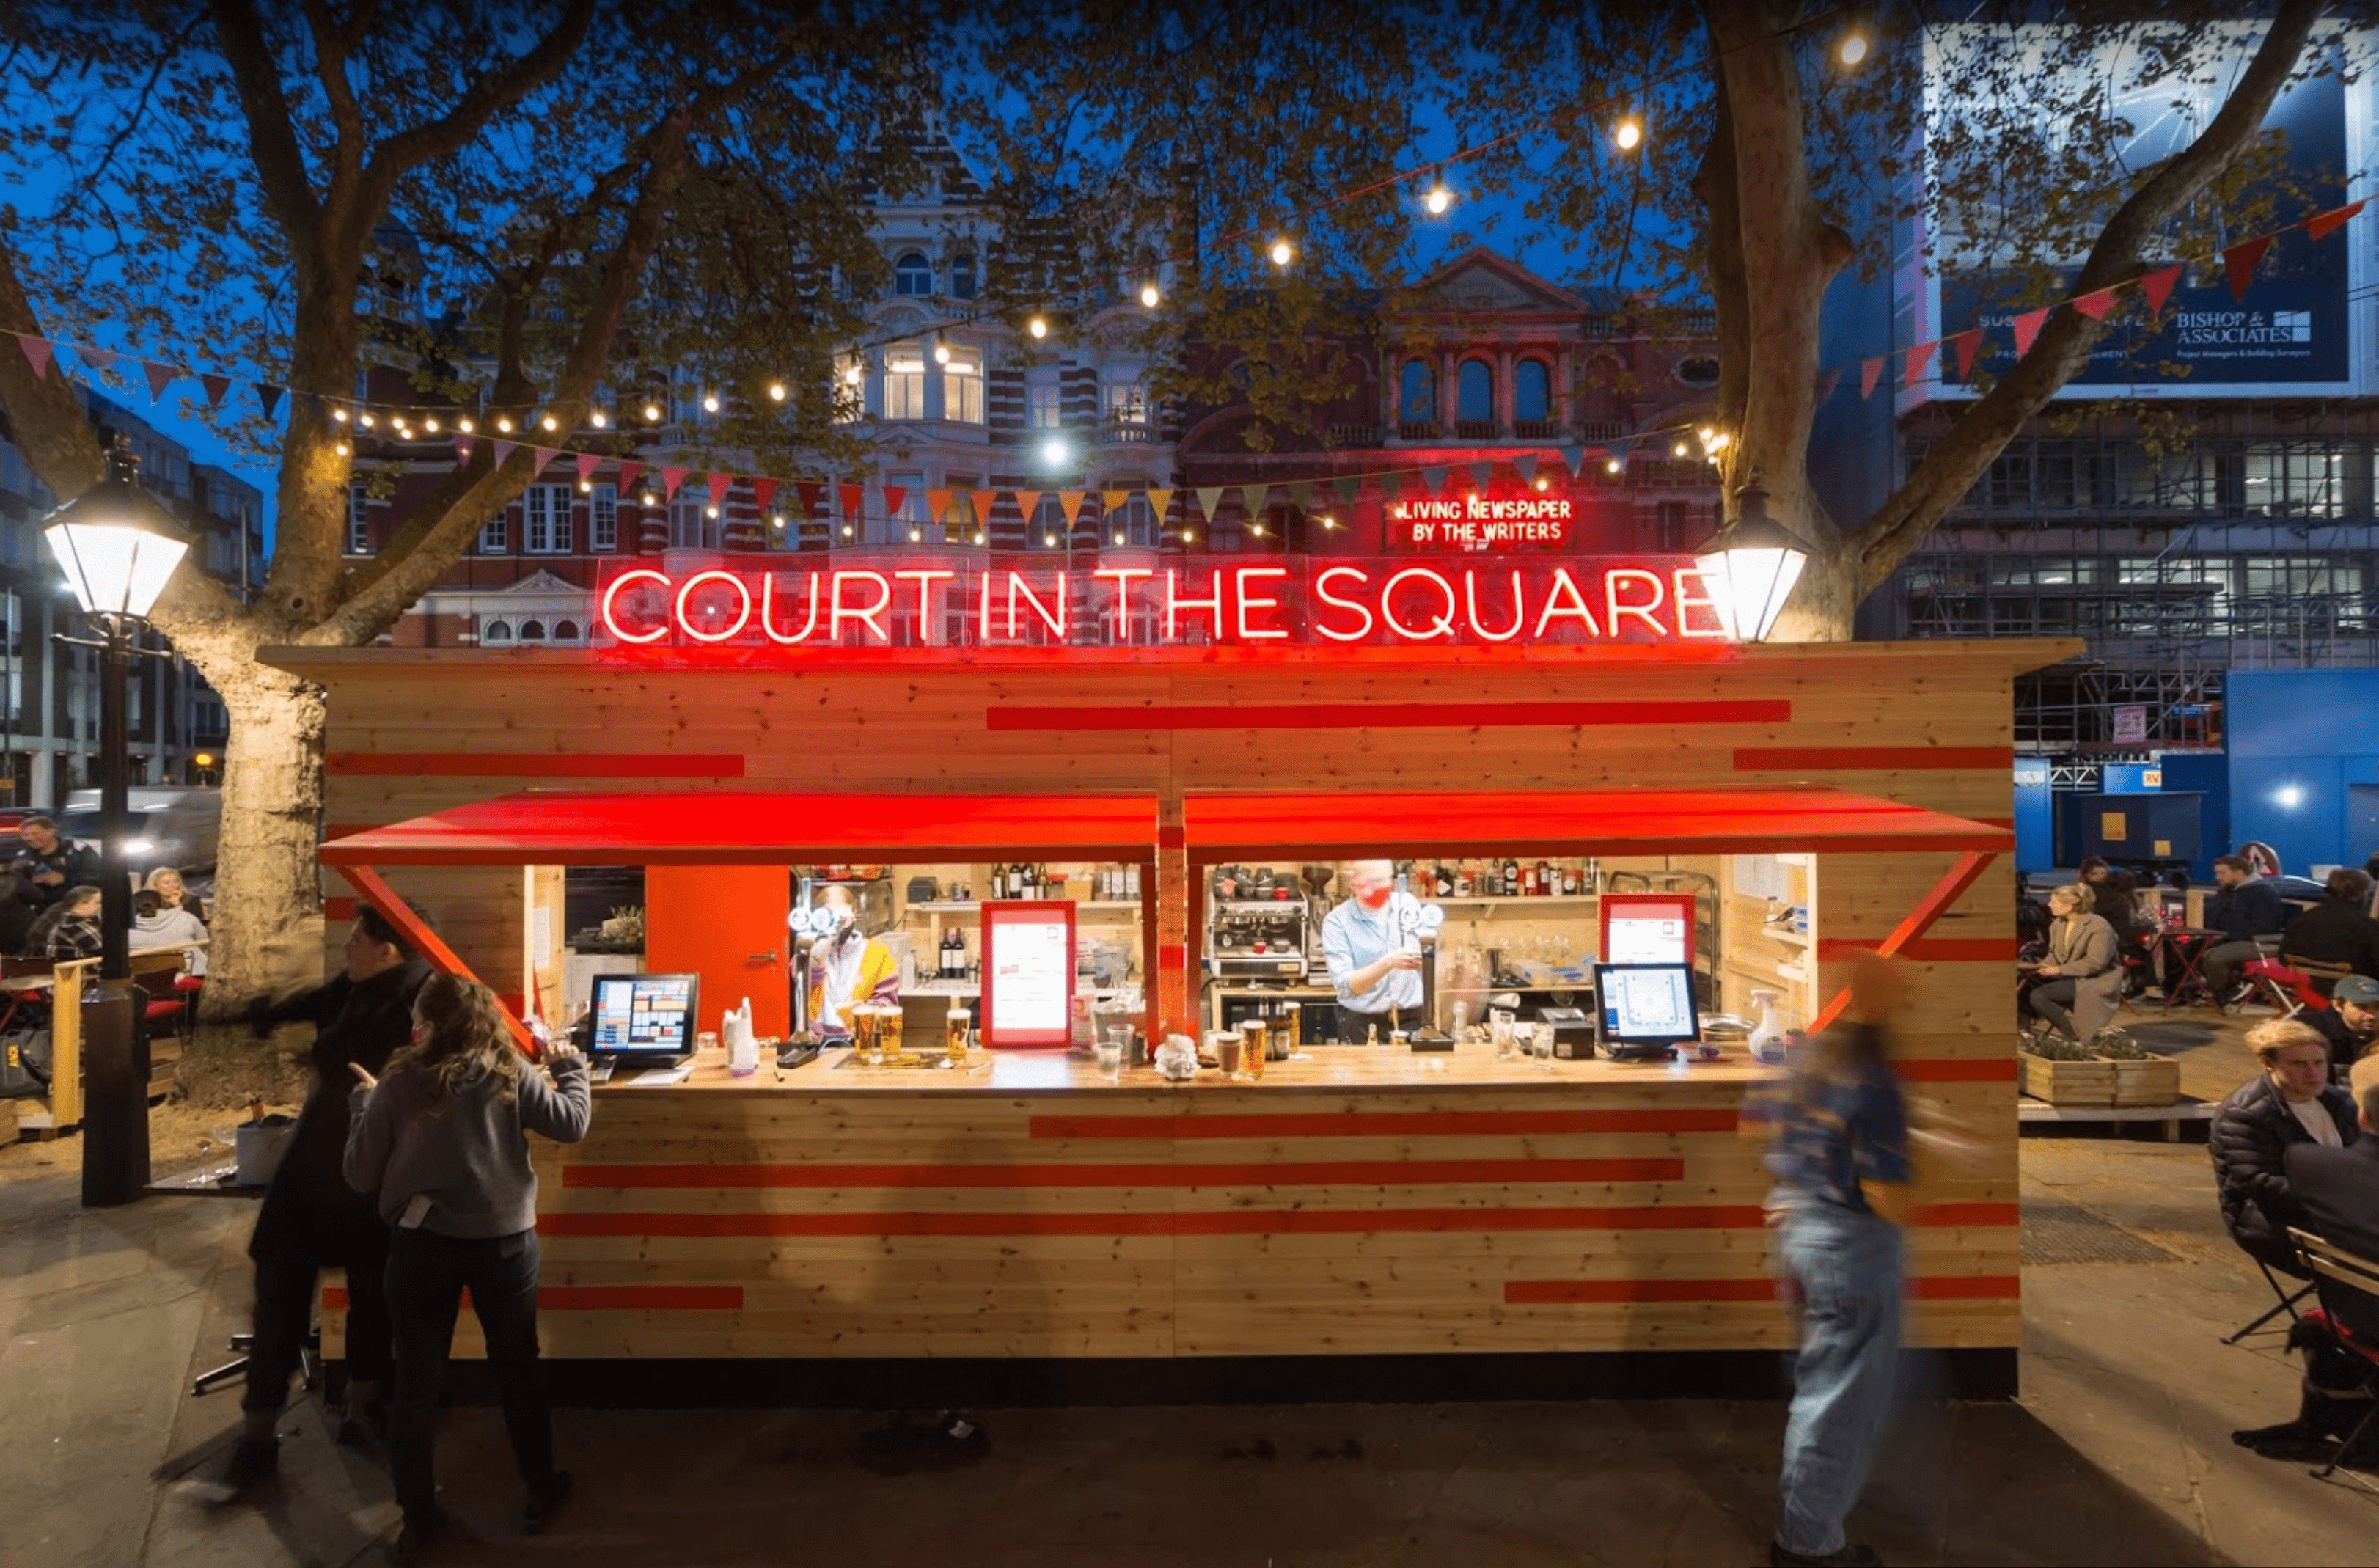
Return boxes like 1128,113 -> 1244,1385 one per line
1206,871 -> 1311,981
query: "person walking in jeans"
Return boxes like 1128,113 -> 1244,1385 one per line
345,974 -> 592,1561
1762,951 -> 1916,1567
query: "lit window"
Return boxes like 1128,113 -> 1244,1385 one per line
345,482 -> 370,554
1106,379 -> 1148,425
944,352 -> 983,423
523,484 -> 573,553
1027,368 -> 1061,429
894,252 -> 933,296
590,484 -> 617,552
885,348 -> 926,421
670,496 -> 716,549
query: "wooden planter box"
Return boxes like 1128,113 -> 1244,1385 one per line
2019,1051 -> 2181,1109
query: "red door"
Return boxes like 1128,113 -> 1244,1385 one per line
644,865 -> 791,1038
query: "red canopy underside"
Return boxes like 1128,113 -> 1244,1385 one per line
1181,785 -> 2009,862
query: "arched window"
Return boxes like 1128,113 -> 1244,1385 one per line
948,252 -> 976,300
519,620 -> 546,641
1514,359 -> 1551,424
554,619 -> 580,642
481,619 -> 513,643
894,252 -> 933,296
1456,359 -> 1495,427
1399,360 -> 1434,424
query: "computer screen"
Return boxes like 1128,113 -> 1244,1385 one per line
587,972 -> 701,1060
1593,963 -> 1701,1047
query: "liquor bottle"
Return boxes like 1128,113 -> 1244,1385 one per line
1503,857 -> 1520,898
990,862 -> 1007,899
1521,862 -> 1537,897
1126,862 -> 1142,900
1454,861 -> 1473,898
1536,860 -> 1552,896
1433,863 -> 1453,898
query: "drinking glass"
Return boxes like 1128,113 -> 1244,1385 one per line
1531,1022 -> 1555,1069
1216,1029 -> 1245,1077
851,1008 -> 881,1066
696,1030 -> 722,1065
1490,1016 -> 1515,1060
945,1008 -> 971,1066
1094,1030 -> 1126,1082
876,1006 -> 905,1063
1242,1017 -> 1268,1079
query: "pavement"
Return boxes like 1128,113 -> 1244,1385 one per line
3,1130 -> 2375,1567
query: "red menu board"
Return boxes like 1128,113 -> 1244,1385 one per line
979,900 -> 1077,1049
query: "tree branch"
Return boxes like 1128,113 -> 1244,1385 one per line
1848,0 -> 2323,592
205,0 -> 324,262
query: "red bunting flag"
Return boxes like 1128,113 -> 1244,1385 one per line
2223,235 -> 2273,301
492,439 -> 518,469
2071,289 -> 2118,320
2303,199 -> 2366,243
661,466 -> 689,499
574,453 -> 601,485
1902,340 -> 1938,389
199,373 -> 230,408
2138,265 -> 2183,318
15,335 -> 52,380
1816,367 -> 1842,402
617,460 -> 645,497
77,345 -> 118,373
837,482 -> 863,519
2010,308 -> 2051,359
881,484 -> 908,518
142,360 -> 177,401
532,447 -> 559,474
707,471 -> 733,508
796,480 -> 825,516
1949,329 -> 1985,379
1859,356 -> 1884,399
751,477 -> 779,515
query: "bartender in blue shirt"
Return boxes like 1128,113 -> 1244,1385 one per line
1322,860 -> 1444,1039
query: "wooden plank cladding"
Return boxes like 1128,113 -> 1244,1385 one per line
271,634 -> 2075,1377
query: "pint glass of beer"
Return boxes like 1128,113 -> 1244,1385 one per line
1241,1016 -> 1268,1079
876,1005 -> 905,1063
946,1008 -> 971,1066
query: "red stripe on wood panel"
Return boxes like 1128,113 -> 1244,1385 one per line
1732,746 -> 2014,772
326,751 -> 746,778
562,1157 -> 1688,1190
1503,1273 -> 2020,1305
990,700 -> 1792,733
1158,824 -> 1185,849
1030,1107 -> 1743,1140
536,1204 -> 1772,1240
1156,945 -> 1187,971
325,1284 -> 743,1311
1817,937 -> 2012,962
1896,1058 -> 2019,1083
323,824 -> 375,842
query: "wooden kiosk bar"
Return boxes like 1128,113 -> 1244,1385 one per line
274,609 -> 2076,1404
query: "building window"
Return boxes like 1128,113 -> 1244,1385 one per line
345,482 -> 370,554
884,346 -> 927,420
1657,501 -> 1686,552
670,496 -> 716,549
478,513 -> 507,553
889,471 -> 926,538
1026,367 -> 1061,428
1399,360 -> 1434,424
554,619 -> 580,642
590,483 -> 617,552
949,252 -> 976,300
944,352 -> 983,423
1456,359 -> 1495,428
1106,378 -> 1148,426
518,619 -> 547,642
523,484 -> 573,553
482,619 -> 513,643
894,251 -> 933,296
1514,359 -> 1551,424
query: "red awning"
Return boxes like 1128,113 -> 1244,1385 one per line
1180,785 -> 2009,862
320,791 -> 1160,867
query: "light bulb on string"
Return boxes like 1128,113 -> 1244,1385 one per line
579,479 -> 593,494
334,440 -> 351,457
701,392 -> 719,414
1182,527 -> 1196,543
1138,282 -> 1161,308
909,525 -> 923,543
423,417 -> 440,433
458,417 -> 474,433
973,531 -> 986,546
331,407 -> 349,424
494,416 -> 511,433
1251,523 -> 1267,537
639,491 -> 657,506
1044,531 -> 1057,547
359,412 -> 376,429
1672,439 -> 1689,458
643,402 -> 663,422
1027,315 -> 1049,340
1113,530 -> 1124,545
843,363 -> 864,385
1533,476 -> 1549,491
540,414 -> 558,432
589,410 -> 607,428
768,381 -> 788,402
1424,183 -> 1452,216
841,523 -> 854,538
1615,117 -> 1643,152
932,340 -> 950,365
1837,29 -> 1870,67
1269,238 -> 1295,268
771,514 -> 787,528
705,505 -> 719,520
1605,457 -> 1621,474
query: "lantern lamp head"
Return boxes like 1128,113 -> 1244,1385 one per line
41,433 -> 193,623
1693,483 -> 1811,643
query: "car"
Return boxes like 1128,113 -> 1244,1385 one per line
54,788 -> 221,879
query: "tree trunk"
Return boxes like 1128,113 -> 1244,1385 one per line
1772,530 -> 1862,643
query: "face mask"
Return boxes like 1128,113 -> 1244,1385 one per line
1356,884 -> 1393,911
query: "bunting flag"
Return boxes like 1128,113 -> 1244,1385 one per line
708,471 -> 733,508
2010,308 -> 2050,359
196,373 -> 229,408
1859,356 -> 1884,399
452,436 -> 473,465
617,460 -> 645,497
2223,235 -> 2273,301
970,488 -> 999,525
2303,199 -> 2366,243
2070,289 -> 2118,321
1100,488 -> 1132,518
928,488 -> 954,524
1058,490 -> 1088,527
1816,367 -> 1842,402
1239,483 -> 1268,513
1902,340 -> 1938,389
796,480 -> 826,516
533,447 -> 560,474
1420,466 -> 1447,495
15,334 -> 52,380
751,477 -> 779,516
256,384 -> 283,420
1289,481 -> 1313,513
1949,329 -> 1985,380
2139,264 -> 2183,317
1016,490 -> 1046,524
1145,487 -> 1173,524
662,466 -> 689,500
1513,453 -> 1538,486
1379,473 -> 1401,505
574,453 -> 601,486
1467,460 -> 1493,491
142,359 -> 177,401
493,439 -> 519,469
77,346 -> 118,373
1558,444 -> 1586,479
1333,476 -> 1359,505
837,482 -> 863,519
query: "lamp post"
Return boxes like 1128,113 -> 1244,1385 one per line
41,432 -> 192,1206
1694,483 -> 1812,643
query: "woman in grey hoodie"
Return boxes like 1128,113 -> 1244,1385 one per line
345,972 -> 591,1561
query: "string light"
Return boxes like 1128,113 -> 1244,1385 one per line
1042,437 -> 1069,466
910,525 -> 923,542
841,523 -> 854,538
540,414 -> 558,432
1837,29 -> 1870,67
1672,439 -> 1690,457
705,505 -> 719,519
643,401 -> 663,422
1533,476 -> 1549,491
589,410 -> 606,428
1269,238 -> 1295,267
973,530 -> 986,545
358,412 -> 375,428
333,440 -> 350,457
1044,531 -> 1057,546
494,416 -> 512,433
772,513 -> 787,528
458,417 -> 474,433
843,363 -> 864,385
1605,457 -> 1622,474
1138,282 -> 1161,308
1615,117 -> 1643,151
932,340 -> 950,365
1027,315 -> 1049,340
640,490 -> 657,506
1424,184 -> 1452,216
768,381 -> 788,401
579,478 -> 593,493
1182,527 -> 1196,542
701,392 -> 720,414
1250,523 -> 1267,536
1112,529 -> 1125,544
423,417 -> 439,433
331,407 -> 349,424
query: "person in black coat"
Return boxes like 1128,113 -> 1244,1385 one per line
2284,1055 -> 2379,1341
216,906 -> 433,1497
2280,869 -> 2379,982
2200,854 -> 2291,1000
2211,1019 -> 2360,1277
7,816 -> 102,907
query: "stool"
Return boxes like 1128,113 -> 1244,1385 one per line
193,1324 -> 320,1397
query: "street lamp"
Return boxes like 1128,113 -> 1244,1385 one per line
41,431 -> 192,1206
1694,483 -> 1811,643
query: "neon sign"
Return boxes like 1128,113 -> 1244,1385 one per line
1389,494 -> 1574,550
593,552 -> 1731,662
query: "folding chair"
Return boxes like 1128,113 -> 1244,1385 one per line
2284,953 -> 2353,1005
2244,956 -> 2328,1019
2287,1227 -> 2379,1491
2224,1254 -> 2320,1344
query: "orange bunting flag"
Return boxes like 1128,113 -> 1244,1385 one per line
1016,490 -> 1045,523
1057,490 -> 1088,527
1859,356 -> 1884,399
2010,308 -> 2051,359
2303,199 -> 2365,243
1950,329 -> 1985,379
1144,487 -> 1174,524
2138,265 -> 2183,318
2223,235 -> 2273,301
2070,289 -> 2118,321
927,488 -> 953,524
970,488 -> 999,525
1902,340 -> 1938,389
1100,488 -> 1133,519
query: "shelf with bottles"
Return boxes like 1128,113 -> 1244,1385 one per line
1396,857 -> 1601,903
909,901 -> 1145,914
1434,894 -> 1601,910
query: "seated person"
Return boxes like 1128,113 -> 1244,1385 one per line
2212,1019 -> 2360,1278
2200,853 -> 2290,1004
2309,975 -> 2379,1080
2281,868 -> 2379,983
24,884 -> 102,961
2018,883 -> 2120,1043
134,887 -> 209,975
